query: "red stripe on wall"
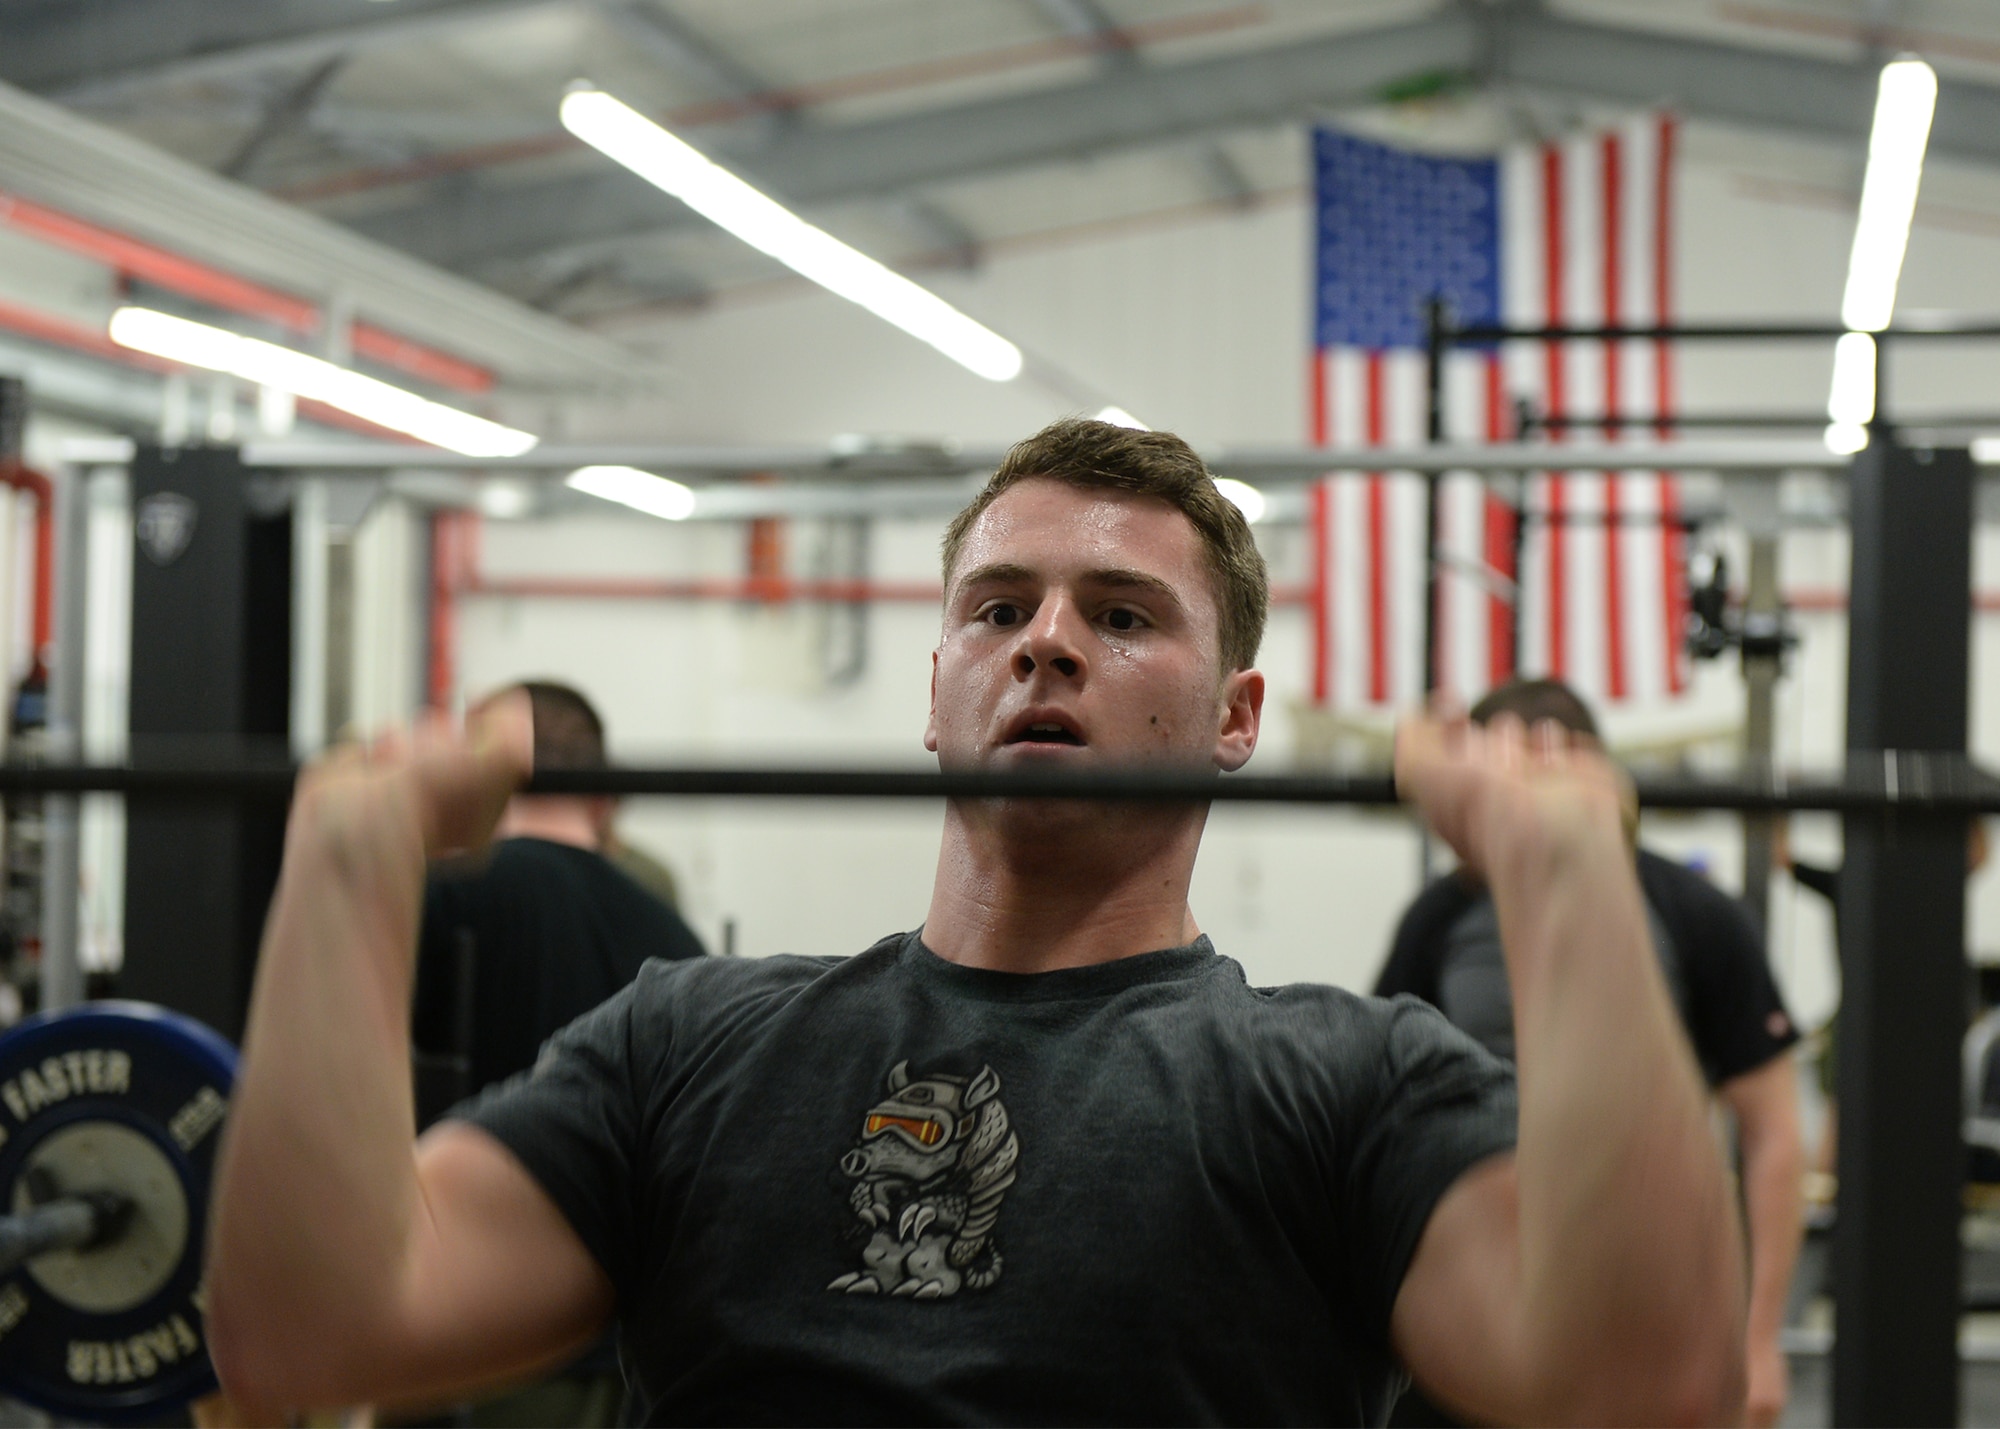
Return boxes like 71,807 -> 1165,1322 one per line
1365,350 -> 1389,704
1541,144 -> 1568,679
1655,113 -> 1686,694
1601,132 -> 1628,699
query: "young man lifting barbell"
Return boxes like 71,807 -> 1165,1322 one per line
206,419 -> 1747,1425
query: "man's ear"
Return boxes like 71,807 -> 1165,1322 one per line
924,648 -> 941,753
1213,668 -> 1264,773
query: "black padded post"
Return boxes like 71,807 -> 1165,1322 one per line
1833,439 -> 1974,1426
122,446 -> 290,1041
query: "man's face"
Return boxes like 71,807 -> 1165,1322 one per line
925,477 -> 1262,775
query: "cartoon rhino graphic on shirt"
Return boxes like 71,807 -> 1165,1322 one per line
828,1060 -> 1020,1298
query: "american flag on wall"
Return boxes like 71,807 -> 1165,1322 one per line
1309,116 -> 1689,709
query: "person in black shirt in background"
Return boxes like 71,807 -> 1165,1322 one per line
411,680 -> 705,1426
1378,678 -> 1804,1429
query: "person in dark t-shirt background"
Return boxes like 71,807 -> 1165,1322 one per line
1378,678 -> 1804,1429
409,680 -> 705,1426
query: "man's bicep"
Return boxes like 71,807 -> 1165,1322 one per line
389,1123 -> 615,1405
1390,1152 -> 1538,1425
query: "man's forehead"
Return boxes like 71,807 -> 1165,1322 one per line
955,477 -> 1202,573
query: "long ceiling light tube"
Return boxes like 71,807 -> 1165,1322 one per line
1826,56 -> 1937,454
108,307 -> 537,458
1841,58 -> 1939,333
565,464 -> 696,520
559,87 -> 1023,383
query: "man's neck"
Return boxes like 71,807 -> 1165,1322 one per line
921,804 -> 1206,973
494,797 -> 600,851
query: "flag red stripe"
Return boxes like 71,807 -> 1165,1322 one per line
1655,113 -> 1685,694
1541,144 -> 1568,679
1311,347 -> 1333,703
1601,132 -> 1628,699
1365,351 -> 1389,703
1483,352 -> 1514,687
1310,346 -> 1330,448
1311,479 -> 1331,704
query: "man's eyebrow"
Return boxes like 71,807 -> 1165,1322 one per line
1082,567 -> 1186,612
950,562 -> 1188,615
955,562 -> 1037,591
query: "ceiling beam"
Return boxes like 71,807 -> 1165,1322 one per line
351,12 -> 1477,268
219,54 -> 348,179
599,2 -> 796,118
0,0 -> 561,104
353,4 -> 2000,276
1506,8 -> 2000,163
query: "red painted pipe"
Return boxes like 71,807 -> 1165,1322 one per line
0,461 -> 53,669
0,192 -> 494,393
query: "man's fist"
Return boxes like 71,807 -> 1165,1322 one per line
1394,711 -> 1628,881
292,692 -> 535,864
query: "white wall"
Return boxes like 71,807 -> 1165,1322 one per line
392,111 -> 2000,1017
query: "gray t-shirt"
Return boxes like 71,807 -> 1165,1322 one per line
463,931 -> 1518,1426
1432,899 -> 1686,1064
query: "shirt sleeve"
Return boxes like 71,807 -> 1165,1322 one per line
453,972 -> 657,1303
1791,860 -> 1841,906
1640,853 -> 1801,1085
410,876 -> 463,1054
1373,876 -> 1477,1004
1343,997 -> 1519,1336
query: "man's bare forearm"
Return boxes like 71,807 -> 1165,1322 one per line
1740,1094 -> 1806,1355
207,780 -> 432,1408
1488,824 -> 1746,1422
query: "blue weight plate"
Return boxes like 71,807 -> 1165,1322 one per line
0,1002 -> 236,1422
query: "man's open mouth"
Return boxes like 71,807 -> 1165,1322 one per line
1008,722 -> 1083,746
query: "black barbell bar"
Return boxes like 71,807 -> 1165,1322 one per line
0,755 -> 1996,814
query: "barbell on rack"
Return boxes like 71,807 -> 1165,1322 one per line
0,746 -> 1977,1418
0,753 -> 1995,814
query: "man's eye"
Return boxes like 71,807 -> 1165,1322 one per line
1103,608 -> 1140,632
986,604 -> 1023,628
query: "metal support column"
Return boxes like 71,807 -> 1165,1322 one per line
37,464 -> 86,1013
1736,469 -> 1783,932
1833,439 -> 1974,1426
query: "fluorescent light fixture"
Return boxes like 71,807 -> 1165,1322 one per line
1973,436 -> 2000,464
566,464 -> 696,521
1841,57 -> 1938,331
478,480 -> 534,520
1213,477 -> 1267,524
1826,330 -> 1877,425
1824,422 -> 1869,455
108,307 -> 537,458
1095,406 -> 1148,430
561,87 -> 1023,383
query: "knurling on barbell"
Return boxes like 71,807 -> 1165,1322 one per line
0,756 -> 1994,814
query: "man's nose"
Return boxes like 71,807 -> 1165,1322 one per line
1014,597 -> 1086,681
